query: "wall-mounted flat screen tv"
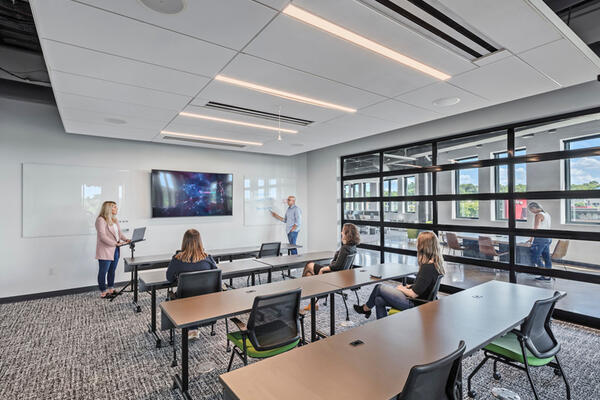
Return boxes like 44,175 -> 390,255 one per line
151,170 -> 233,218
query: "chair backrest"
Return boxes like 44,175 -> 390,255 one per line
425,274 -> 444,301
258,242 -> 281,258
176,269 -> 222,299
398,341 -> 465,400
342,252 -> 356,270
478,236 -> 497,257
445,233 -> 461,251
551,240 -> 569,260
247,289 -> 301,352
520,291 -> 565,359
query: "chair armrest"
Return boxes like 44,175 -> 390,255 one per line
230,317 -> 247,332
510,328 -> 527,340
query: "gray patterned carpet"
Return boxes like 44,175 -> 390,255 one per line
1,272 -> 599,400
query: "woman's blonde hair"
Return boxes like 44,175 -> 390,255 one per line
98,201 -> 117,225
175,229 -> 208,263
342,223 -> 360,246
417,231 -> 445,275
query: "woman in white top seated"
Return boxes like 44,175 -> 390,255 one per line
526,201 -> 552,281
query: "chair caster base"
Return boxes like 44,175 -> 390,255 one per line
493,373 -> 501,380
468,390 -> 477,398
210,332 -> 216,336
171,360 -> 177,367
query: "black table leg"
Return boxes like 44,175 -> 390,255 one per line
251,273 -> 255,286
310,297 -> 317,342
330,293 -> 336,336
174,327 -> 191,400
267,270 -> 272,283
149,287 -> 161,348
133,266 -> 141,313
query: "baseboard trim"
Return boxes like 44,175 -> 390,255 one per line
0,280 -> 129,304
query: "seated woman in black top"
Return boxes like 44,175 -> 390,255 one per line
166,229 -> 217,283
354,231 -> 444,319
302,223 -> 360,277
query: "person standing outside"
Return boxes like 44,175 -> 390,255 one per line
271,195 -> 301,255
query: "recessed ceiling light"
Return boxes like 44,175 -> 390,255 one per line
104,117 -> 127,124
432,97 -> 461,107
138,0 -> 185,14
179,112 -> 298,134
160,131 -> 263,146
214,75 -> 356,113
282,4 -> 451,81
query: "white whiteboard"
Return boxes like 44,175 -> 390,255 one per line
243,176 -> 296,226
22,163 -> 132,237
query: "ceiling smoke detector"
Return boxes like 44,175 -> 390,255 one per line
432,97 -> 461,107
139,0 -> 185,14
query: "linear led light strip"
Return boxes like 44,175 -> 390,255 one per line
214,75 -> 356,113
282,4 -> 451,81
161,130 -> 263,146
179,111 -> 298,134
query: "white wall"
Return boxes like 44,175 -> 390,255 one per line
0,96 -> 307,298
306,81 -> 600,257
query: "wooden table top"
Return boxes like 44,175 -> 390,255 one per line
219,281 -> 562,400
138,259 -> 271,290
160,275 -> 340,329
256,251 -> 335,268
317,263 -> 418,290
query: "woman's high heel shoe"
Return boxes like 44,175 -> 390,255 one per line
353,304 -> 371,319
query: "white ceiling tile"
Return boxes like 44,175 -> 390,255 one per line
42,40 -> 210,96
58,106 -> 167,131
303,114 -> 401,145
359,99 -> 441,124
162,119 -> 276,142
50,71 -> 191,110
449,56 -> 560,103
194,54 -> 384,122
396,82 -> 491,115
434,0 -> 562,54
30,0 -> 235,75
292,0 -> 476,75
56,92 -> 180,123
76,0 -> 277,50
518,39 -> 600,87
244,14 -> 437,97
63,120 -> 159,141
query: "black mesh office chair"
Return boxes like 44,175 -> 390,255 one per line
467,291 -> 570,400
322,253 -> 356,321
397,341 -> 465,400
226,289 -> 304,371
165,269 -> 222,367
247,242 -> 281,285
388,274 -> 443,316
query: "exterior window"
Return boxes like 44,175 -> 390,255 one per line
404,176 -> 416,213
455,156 -> 479,219
494,149 -> 527,220
565,135 -> 600,224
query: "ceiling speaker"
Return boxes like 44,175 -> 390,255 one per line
139,0 -> 185,14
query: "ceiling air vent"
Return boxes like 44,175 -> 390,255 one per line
360,0 -> 499,59
204,102 -> 314,126
162,135 -> 246,148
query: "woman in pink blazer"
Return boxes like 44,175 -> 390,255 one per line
96,201 -> 129,298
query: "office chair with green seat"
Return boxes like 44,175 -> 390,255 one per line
467,291 -> 570,400
388,273 -> 443,316
226,288 -> 304,372
397,340 -> 465,400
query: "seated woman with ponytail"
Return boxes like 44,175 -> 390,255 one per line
166,229 -> 217,283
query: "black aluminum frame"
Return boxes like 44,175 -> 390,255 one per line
340,106 -> 600,324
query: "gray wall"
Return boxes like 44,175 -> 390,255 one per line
0,96 -> 307,298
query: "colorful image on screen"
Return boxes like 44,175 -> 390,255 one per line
151,170 -> 233,218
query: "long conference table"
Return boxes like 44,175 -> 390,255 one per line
139,251 -> 335,348
160,263 -> 419,400
122,243 -> 302,312
219,280 -> 562,400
